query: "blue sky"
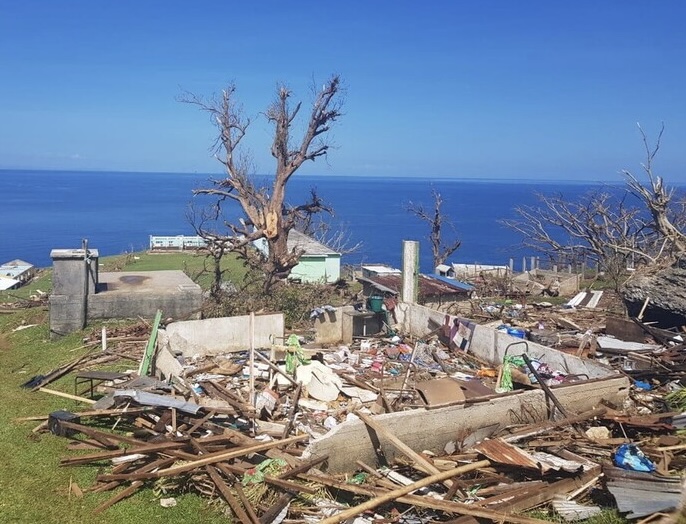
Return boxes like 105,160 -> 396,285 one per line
0,1 -> 684,181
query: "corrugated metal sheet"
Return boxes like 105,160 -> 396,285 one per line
566,290 -> 603,309
0,277 -> 19,291
474,438 -> 541,470
552,497 -> 602,521
604,466 -> 682,519
287,229 -> 340,256
113,389 -> 202,414
430,274 -> 475,292
474,439 -> 589,474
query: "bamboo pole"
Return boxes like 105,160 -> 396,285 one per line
318,459 -> 491,524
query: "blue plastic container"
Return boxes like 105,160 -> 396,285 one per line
507,327 -> 526,339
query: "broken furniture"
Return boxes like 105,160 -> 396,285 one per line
74,371 -> 129,398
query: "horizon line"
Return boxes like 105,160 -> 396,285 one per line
0,166 -> 633,185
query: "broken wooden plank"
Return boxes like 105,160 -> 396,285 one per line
356,410 -> 448,482
317,460 -> 491,524
96,434 -> 308,481
93,481 -> 143,514
205,465 -> 256,524
301,467 -> 550,524
60,439 -> 189,466
38,387 -> 96,404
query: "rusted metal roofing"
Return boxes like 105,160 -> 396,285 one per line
358,273 -> 472,297
474,439 -> 589,474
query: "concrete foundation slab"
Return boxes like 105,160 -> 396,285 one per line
88,270 -> 202,320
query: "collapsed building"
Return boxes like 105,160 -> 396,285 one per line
31,240 -> 686,521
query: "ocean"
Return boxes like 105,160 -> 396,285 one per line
0,169 -> 620,273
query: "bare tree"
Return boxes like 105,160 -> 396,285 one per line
185,203 -> 234,302
501,123 -> 685,290
406,188 -> 461,268
501,189 -> 652,289
623,123 -> 686,257
182,76 -> 344,292
293,195 -> 363,256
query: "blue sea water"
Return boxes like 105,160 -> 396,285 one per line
0,169 -> 619,273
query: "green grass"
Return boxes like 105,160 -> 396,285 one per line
98,250 -> 248,290
527,508 -> 628,524
0,309 -> 232,523
0,251 -> 248,523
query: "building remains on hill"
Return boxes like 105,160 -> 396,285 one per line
358,267 -> 474,313
0,259 -> 36,290
32,239 -> 686,521
149,235 -> 207,251
151,230 -> 341,284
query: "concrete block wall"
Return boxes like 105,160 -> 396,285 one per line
315,302 -> 614,380
49,249 -> 99,337
48,294 -> 86,337
403,303 -> 614,379
157,313 -> 285,357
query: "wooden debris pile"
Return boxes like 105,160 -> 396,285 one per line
16,311 -> 686,522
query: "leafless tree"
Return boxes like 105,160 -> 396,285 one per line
501,190 -> 652,289
502,123 -> 685,290
185,203 -> 234,302
623,123 -> 686,257
406,188 -> 461,268
293,196 -> 362,256
182,76 -> 344,292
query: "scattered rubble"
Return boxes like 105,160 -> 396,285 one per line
15,294 -> 686,523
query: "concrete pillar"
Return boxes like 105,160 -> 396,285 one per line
49,248 -> 99,338
401,240 -> 419,304
51,248 -> 99,295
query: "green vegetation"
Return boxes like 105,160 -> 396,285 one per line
527,508 -> 628,524
99,250 -> 247,290
0,309 -> 231,523
0,252 -> 245,523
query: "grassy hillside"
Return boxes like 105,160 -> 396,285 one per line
0,251 -> 243,523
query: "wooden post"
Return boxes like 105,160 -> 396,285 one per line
249,312 -> 255,435
637,297 -> 651,321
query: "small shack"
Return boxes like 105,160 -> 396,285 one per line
358,272 -> 473,312
0,259 -> 36,290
